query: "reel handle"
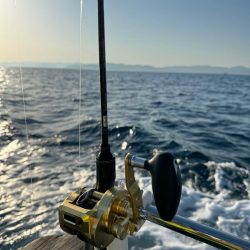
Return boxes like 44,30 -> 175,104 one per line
130,152 -> 182,221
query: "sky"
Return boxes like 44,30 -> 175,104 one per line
0,0 -> 250,67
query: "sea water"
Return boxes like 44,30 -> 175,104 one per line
0,67 -> 249,249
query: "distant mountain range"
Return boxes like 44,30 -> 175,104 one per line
1,62 -> 250,75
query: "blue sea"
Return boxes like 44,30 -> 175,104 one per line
0,67 -> 249,250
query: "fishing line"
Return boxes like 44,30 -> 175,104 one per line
19,65 -> 29,144
14,1 -> 31,189
14,0 -> 36,239
78,0 -> 83,169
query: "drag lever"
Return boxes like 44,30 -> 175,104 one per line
130,152 -> 182,221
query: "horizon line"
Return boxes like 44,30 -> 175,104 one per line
1,61 -> 250,69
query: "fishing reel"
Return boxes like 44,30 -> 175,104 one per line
59,152 -> 182,249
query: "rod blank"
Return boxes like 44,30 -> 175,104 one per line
98,0 -> 108,146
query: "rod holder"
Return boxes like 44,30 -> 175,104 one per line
143,205 -> 250,250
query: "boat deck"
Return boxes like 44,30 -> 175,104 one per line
19,234 -> 86,250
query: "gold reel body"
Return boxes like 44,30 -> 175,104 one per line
59,154 -> 145,249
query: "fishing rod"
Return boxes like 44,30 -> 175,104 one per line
96,0 -> 115,193
59,1 -> 250,249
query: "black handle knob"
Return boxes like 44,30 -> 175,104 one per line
145,152 -> 182,221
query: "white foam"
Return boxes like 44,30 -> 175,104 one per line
205,161 -> 249,200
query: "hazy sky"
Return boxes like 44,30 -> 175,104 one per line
0,0 -> 250,67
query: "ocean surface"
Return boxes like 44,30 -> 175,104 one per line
0,67 -> 249,250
